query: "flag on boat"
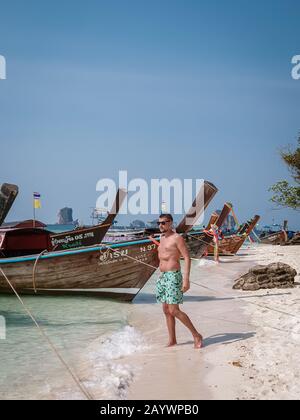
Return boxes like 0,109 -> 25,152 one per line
33,192 -> 41,209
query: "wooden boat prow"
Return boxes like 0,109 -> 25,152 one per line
51,188 -> 127,251
206,213 -> 219,230
176,181 -> 218,233
184,202 -> 232,259
0,183 -> 19,226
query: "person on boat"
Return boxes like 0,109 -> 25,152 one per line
155,214 -> 203,349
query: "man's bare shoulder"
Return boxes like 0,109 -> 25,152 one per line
173,233 -> 184,243
160,232 -> 180,242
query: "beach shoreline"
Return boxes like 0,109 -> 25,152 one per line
125,250 -> 258,400
123,244 -> 299,400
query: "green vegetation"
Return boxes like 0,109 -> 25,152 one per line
269,136 -> 300,211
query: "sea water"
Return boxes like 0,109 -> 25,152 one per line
0,284 -> 154,400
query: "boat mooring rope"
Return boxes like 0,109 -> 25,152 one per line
186,232 -> 212,246
0,267 -> 94,401
32,249 -> 48,293
190,278 -> 300,325
100,243 -> 159,270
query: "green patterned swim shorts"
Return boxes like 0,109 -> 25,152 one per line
156,270 -> 183,305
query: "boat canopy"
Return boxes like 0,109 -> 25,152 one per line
1,219 -> 46,229
0,227 -> 52,257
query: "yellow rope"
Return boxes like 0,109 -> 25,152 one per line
0,267 -> 94,400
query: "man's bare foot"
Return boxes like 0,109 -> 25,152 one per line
166,341 -> 177,347
194,334 -> 203,349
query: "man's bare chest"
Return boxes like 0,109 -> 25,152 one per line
159,238 -> 178,254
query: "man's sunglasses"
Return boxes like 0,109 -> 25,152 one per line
157,220 -> 171,226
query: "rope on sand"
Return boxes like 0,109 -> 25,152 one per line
0,267 -> 94,400
190,278 -> 300,323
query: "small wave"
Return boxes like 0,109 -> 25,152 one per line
79,325 -> 148,399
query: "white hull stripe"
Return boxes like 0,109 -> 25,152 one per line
25,287 -> 140,294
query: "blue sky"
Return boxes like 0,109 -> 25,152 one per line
0,0 -> 299,229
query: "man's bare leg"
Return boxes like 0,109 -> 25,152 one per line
168,304 -> 203,349
162,303 -> 177,346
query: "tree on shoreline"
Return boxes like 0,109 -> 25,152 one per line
269,135 -> 300,211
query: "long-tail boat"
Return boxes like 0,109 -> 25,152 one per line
206,214 -> 261,256
51,189 -> 127,250
0,183 -> 19,226
0,189 -> 127,258
0,181 -> 217,301
183,203 -> 233,258
259,220 -> 288,245
284,232 -> 300,246
104,182 -> 219,242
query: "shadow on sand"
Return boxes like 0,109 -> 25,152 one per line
203,331 -> 255,347
134,292 -> 291,305
176,331 -> 255,348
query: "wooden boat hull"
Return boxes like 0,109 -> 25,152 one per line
206,214 -> 261,255
184,204 -> 233,258
207,235 -> 245,256
260,231 -> 288,245
183,231 -> 214,258
283,232 -> 300,246
0,239 -> 159,301
51,189 -> 127,251
51,223 -> 112,251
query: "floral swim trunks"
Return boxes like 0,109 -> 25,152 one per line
156,270 -> 183,305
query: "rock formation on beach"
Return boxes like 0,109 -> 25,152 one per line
233,262 -> 297,291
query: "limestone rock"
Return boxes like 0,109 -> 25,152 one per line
233,262 -> 297,291
58,207 -> 74,225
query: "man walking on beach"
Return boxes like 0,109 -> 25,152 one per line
155,214 -> 203,349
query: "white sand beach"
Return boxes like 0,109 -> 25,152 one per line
236,244 -> 300,400
123,244 -> 300,400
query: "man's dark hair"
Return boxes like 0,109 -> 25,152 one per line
159,213 -> 173,221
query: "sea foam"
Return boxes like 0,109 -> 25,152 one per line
80,325 -> 148,399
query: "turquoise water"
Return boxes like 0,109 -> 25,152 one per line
0,292 -> 150,400
46,224 -> 76,233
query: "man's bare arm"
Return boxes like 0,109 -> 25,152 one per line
176,235 -> 191,292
